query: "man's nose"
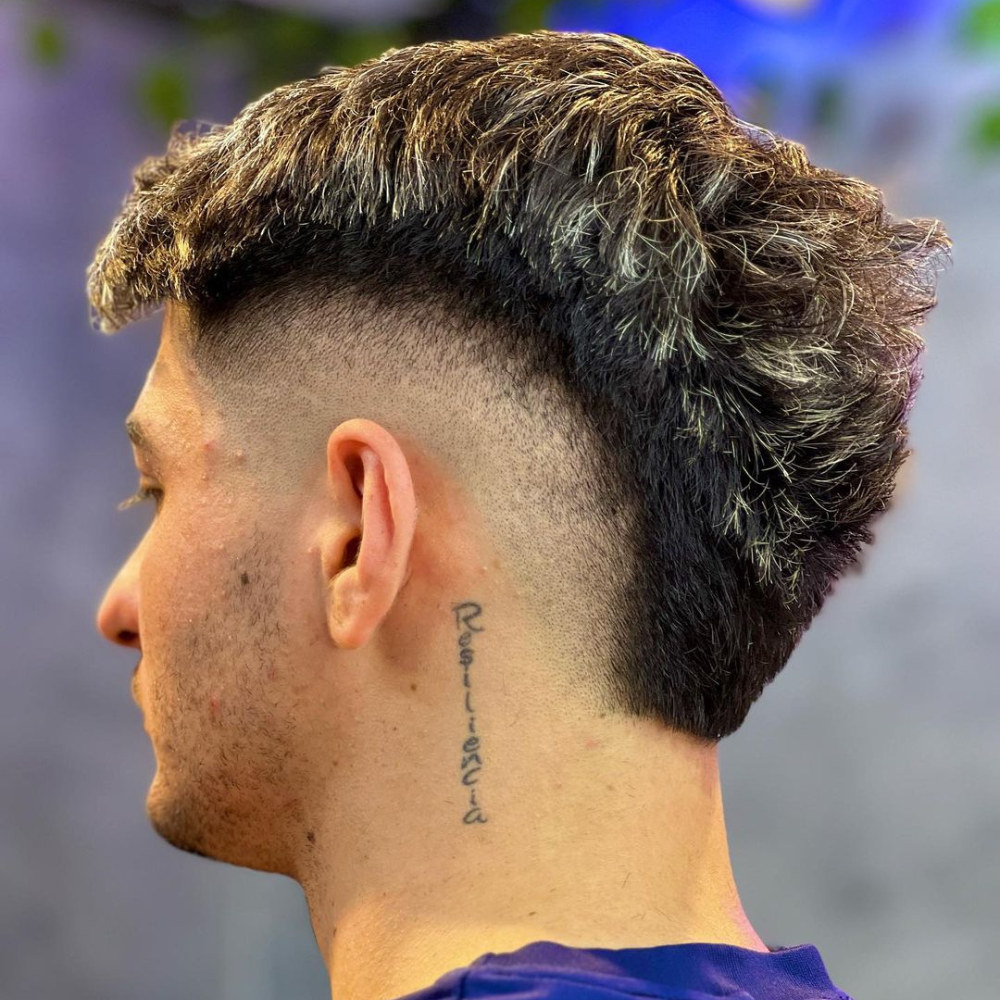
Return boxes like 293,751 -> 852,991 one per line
95,556 -> 142,650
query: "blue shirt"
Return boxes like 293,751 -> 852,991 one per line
393,939 -> 854,999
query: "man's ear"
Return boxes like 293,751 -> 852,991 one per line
319,420 -> 417,650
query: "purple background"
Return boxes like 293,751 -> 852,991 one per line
1,1 -> 996,998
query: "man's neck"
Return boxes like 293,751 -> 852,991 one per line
296,726 -> 765,1000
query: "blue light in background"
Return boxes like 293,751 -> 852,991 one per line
545,0 -> 964,116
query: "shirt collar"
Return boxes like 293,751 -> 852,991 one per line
467,939 -> 847,999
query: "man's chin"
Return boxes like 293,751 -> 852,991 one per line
142,770 -> 293,876
144,773 -> 219,862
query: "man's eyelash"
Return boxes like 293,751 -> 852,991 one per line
117,486 -> 163,512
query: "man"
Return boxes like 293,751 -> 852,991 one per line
92,29 -> 950,1000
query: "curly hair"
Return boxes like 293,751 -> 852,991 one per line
87,29 -> 951,744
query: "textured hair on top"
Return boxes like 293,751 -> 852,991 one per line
87,29 -> 951,744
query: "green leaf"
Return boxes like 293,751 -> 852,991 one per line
811,77 -> 844,131
27,17 -> 68,69
187,4 -> 247,43
970,99 -> 1000,152
136,59 -> 193,133
500,0 -> 554,33
958,0 -> 1000,52
241,11 -> 407,95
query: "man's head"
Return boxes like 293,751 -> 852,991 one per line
92,30 -> 949,878
99,291 -> 595,878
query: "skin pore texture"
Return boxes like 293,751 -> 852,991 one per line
97,303 -> 769,1000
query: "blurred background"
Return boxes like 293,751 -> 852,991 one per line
0,0 -> 995,998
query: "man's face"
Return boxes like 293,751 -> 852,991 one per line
96,312 -> 333,875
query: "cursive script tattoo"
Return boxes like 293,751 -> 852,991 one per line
452,601 -> 488,825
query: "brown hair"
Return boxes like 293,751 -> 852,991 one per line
87,29 -> 951,744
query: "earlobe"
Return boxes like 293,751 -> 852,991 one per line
329,563 -> 368,650
322,520 -> 372,650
